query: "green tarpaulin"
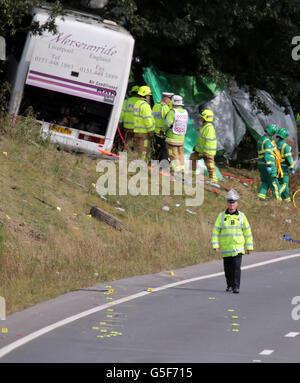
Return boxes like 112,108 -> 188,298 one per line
143,65 -> 224,179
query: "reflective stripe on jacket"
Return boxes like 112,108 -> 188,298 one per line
133,99 -> 155,134
211,210 -> 253,257
152,102 -> 170,135
195,122 -> 217,155
120,96 -> 140,130
257,135 -> 276,166
277,139 -> 294,170
164,107 -> 188,145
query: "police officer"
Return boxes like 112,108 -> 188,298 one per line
212,189 -> 253,293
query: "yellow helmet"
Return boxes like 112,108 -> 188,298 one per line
138,85 -> 152,97
131,85 -> 140,93
200,109 -> 214,122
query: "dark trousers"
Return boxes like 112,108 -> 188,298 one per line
223,253 -> 243,289
154,135 -> 169,162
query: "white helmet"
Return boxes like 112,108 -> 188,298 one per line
171,95 -> 184,106
226,189 -> 239,202
162,92 -> 174,98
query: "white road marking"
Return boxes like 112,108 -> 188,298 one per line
0,252 -> 300,359
284,332 -> 300,338
259,349 -> 274,355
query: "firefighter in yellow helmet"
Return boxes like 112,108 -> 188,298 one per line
133,85 -> 155,161
190,109 -> 218,183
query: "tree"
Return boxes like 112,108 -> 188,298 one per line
0,0 -> 63,38
0,0 -> 64,66
98,0 -> 300,111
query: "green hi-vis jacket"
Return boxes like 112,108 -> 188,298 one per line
119,96 -> 140,130
152,102 -> 170,135
195,122 -> 217,156
257,134 -> 276,167
276,139 -> 294,170
133,99 -> 155,134
212,210 -> 254,257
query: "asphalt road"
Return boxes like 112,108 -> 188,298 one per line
1,249 -> 300,365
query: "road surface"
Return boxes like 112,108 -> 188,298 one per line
0,249 -> 300,365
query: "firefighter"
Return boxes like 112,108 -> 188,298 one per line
152,92 -> 174,162
119,85 -> 140,148
257,124 -> 286,200
276,127 -> 295,202
133,85 -> 155,161
164,95 -> 188,173
212,189 -> 253,294
190,109 -> 218,184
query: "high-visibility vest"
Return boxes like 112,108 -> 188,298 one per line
212,210 -> 253,257
277,139 -> 294,171
257,135 -> 275,166
120,96 -> 140,130
195,122 -> 217,156
164,107 -> 188,145
133,99 -> 155,134
271,140 -> 284,178
152,102 -> 170,135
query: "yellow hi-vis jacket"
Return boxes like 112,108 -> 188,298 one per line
164,106 -> 188,146
133,99 -> 155,134
120,96 -> 140,130
271,140 -> 284,178
152,102 -> 170,135
195,122 -> 217,156
212,210 -> 253,257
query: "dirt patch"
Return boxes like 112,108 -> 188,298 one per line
0,209 -> 46,242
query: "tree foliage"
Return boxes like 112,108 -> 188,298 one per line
2,0 -> 300,110
0,0 -> 63,38
99,0 -> 300,111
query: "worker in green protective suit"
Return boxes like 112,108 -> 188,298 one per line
276,128 -> 295,202
257,124 -> 286,201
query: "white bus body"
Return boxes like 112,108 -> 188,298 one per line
9,7 -> 134,155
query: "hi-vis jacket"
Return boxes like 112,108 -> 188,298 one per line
152,102 -> 170,135
257,134 -> 276,167
212,209 -> 253,257
164,107 -> 188,145
120,96 -> 140,130
276,139 -> 294,171
195,122 -> 217,156
133,99 -> 155,134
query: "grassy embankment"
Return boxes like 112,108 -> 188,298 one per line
0,115 -> 300,315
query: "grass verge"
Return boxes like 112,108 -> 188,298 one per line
0,115 -> 300,315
